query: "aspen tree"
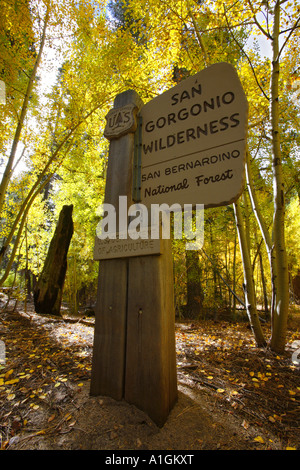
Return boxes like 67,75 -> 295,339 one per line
269,1 -> 289,352
216,0 -> 299,351
0,4 -> 50,215
233,199 -> 266,347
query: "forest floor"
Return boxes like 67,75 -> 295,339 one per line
0,297 -> 299,454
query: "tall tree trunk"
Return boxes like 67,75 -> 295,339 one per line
34,205 -> 74,316
232,223 -> 237,320
245,150 -> 277,320
233,199 -> 266,347
270,2 -> 290,353
185,250 -> 204,319
258,248 -> 269,319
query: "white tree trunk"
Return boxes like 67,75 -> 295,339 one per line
269,2 -> 290,353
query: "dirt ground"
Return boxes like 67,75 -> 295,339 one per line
0,299 -> 299,452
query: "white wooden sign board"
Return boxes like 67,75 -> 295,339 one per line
139,63 -> 248,208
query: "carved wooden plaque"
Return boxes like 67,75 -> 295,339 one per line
93,235 -> 162,260
104,103 -> 138,140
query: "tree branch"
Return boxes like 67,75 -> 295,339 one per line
246,0 -> 273,39
186,0 -> 209,66
223,5 -> 270,102
278,16 -> 300,60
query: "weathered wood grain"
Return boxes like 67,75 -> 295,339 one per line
90,89 -> 177,426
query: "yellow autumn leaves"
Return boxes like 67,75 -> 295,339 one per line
253,434 -> 297,450
1,368 -> 40,407
0,369 -> 27,401
0,359 -> 87,403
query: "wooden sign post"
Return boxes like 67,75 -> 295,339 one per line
90,90 -> 178,427
91,63 -> 248,427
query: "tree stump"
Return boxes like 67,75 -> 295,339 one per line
34,204 -> 74,315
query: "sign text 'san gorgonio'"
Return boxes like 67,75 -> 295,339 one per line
139,62 -> 248,208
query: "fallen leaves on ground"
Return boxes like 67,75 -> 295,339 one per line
176,319 -> 300,449
0,303 -> 299,450
0,306 -> 93,449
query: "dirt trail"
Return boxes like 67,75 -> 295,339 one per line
0,303 -> 299,451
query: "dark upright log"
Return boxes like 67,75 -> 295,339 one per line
185,250 -> 204,319
34,204 -> 73,315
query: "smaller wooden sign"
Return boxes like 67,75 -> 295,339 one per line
104,103 -> 139,140
93,234 -> 162,260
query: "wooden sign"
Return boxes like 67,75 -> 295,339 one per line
91,90 -> 177,428
139,63 -> 248,208
104,103 -> 139,140
93,234 -> 162,260
91,64 -> 248,427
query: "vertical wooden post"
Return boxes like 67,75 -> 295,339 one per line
90,89 -> 178,426
125,238 -> 177,427
90,90 -> 141,400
